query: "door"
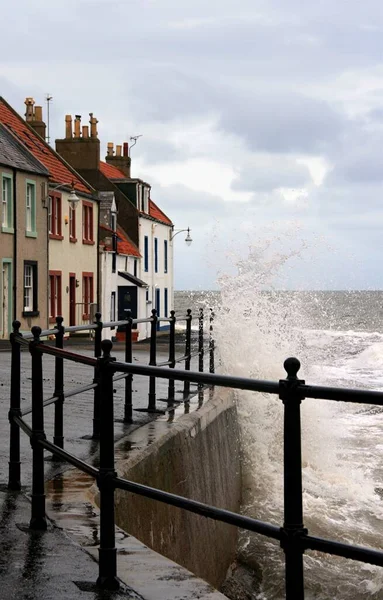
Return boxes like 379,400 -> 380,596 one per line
1,262 -> 11,339
118,286 -> 138,329
69,274 -> 76,326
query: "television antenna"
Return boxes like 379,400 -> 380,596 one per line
46,94 -> 53,145
129,135 -> 143,154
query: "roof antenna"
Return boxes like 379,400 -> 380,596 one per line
129,135 -> 142,155
46,94 -> 53,145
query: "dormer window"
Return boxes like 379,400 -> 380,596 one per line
143,187 -> 149,213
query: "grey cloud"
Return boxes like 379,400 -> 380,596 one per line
232,158 -> 311,192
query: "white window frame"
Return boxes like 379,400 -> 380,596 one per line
2,174 -> 13,232
24,264 -> 33,311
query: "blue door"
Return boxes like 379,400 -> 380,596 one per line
118,286 -> 138,329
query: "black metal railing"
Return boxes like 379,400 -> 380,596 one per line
7,316 -> 383,598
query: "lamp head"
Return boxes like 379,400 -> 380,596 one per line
185,227 -> 192,246
68,183 -> 80,210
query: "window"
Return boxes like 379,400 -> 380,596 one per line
110,291 -> 116,322
82,201 -> 94,244
69,205 -> 76,242
82,272 -> 94,318
164,288 -> 168,317
26,181 -> 36,237
49,271 -> 62,323
144,235 -> 149,272
23,261 -> 38,316
164,240 -> 168,273
137,185 -> 142,211
48,193 -> 62,239
154,237 -> 158,273
134,259 -> 137,277
2,174 -> 13,233
143,187 -> 149,213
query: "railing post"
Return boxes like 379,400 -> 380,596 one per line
279,357 -> 306,600
93,312 -> 103,439
8,320 -> 22,490
168,310 -> 176,403
209,309 -> 215,374
183,309 -> 192,398
29,326 -> 47,530
53,316 -> 65,450
124,310 -> 133,423
148,309 -> 157,412
198,308 -> 204,389
96,339 -> 119,591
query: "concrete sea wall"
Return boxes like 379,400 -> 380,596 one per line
113,389 -> 241,589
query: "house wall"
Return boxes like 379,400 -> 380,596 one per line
0,166 -> 49,337
48,191 -> 99,328
139,216 -> 173,339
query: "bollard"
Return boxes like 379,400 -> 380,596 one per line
96,339 -> 119,590
198,308 -> 204,390
53,316 -> 65,450
93,312 -> 103,439
279,357 -> 306,600
209,309 -> 215,374
29,326 -> 47,530
167,310 -> 176,403
148,309 -> 157,411
8,320 -> 22,490
183,309 -> 192,398
124,310 -> 133,423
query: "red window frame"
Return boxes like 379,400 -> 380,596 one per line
82,272 -> 94,319
49,270 -> 62,323
69,205 -> 77,242
82,201 -> 94,244
48,192 -> 63,240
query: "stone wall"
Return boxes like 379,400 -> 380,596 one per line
113,389 -> 241,589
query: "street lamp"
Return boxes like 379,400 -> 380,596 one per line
42,181 -> 80,210
170,227 -> 192,246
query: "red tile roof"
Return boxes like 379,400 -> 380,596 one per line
148,199 -> 172,226
0,98 -> 93,195
100,224 -> 141,257
100,160 -> 126,179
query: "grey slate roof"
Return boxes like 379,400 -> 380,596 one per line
0,123 -> 50,175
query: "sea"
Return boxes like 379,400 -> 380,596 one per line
174,289 -> 383,599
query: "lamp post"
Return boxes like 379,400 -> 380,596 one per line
41,181 -> 80,211
170,227 -> 192,246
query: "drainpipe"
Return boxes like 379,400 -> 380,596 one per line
12,169 -> 17,322
96,198 -> 100,311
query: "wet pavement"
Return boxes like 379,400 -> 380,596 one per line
0,339 -> 225,599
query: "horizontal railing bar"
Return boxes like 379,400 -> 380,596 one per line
157,318 -> 171,323
302,534 -> 383,567
22,393 -> 59,416
113,373 -> 130,383
113,476 -> 281,540
156,359 -> 172,367
38,439 -> 99,477
110,361 -> 280,395
13,415 -> 32,437
302,384 -> 383,405
64,324 -> 98,333
64,381 -> 98,398
174,354 -> 188,363
102,317 -> 152,328
189,350 -> 201,359
32,344 -> 98,366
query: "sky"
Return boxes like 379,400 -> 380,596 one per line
2,0 -> 383,290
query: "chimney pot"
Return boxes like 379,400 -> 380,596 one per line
74,115 -> 81,138
123,142 -> 129,157
89,113 -> 98,138
82,125 -> 89,138
65,115 -> 73,139
107,142 -> 114,156
116,145 -> 122,157
34,106 -> 43,121
24,97 -> 35,122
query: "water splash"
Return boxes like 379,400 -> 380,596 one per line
204,231 -> 383,599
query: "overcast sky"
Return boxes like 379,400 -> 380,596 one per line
2,0 -> 383,290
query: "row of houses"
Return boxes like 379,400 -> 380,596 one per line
0,96 -> 176,341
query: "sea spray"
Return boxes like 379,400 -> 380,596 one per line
200,235 -> 383,599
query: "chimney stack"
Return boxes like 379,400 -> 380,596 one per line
24,97 -> 46,140
105,141 -> 131,178
55,111 -> 100,171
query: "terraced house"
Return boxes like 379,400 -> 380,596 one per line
0,97 -> 99,333
56,115 -> 173,340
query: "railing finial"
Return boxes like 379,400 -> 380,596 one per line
31,326 -> 42,342
95,312 -> 102,323
101,339 -> 113,358
55,315 -> 64,326
151,308 -> 157,318
12,320 -> 21,334
284,357 -> 301,380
